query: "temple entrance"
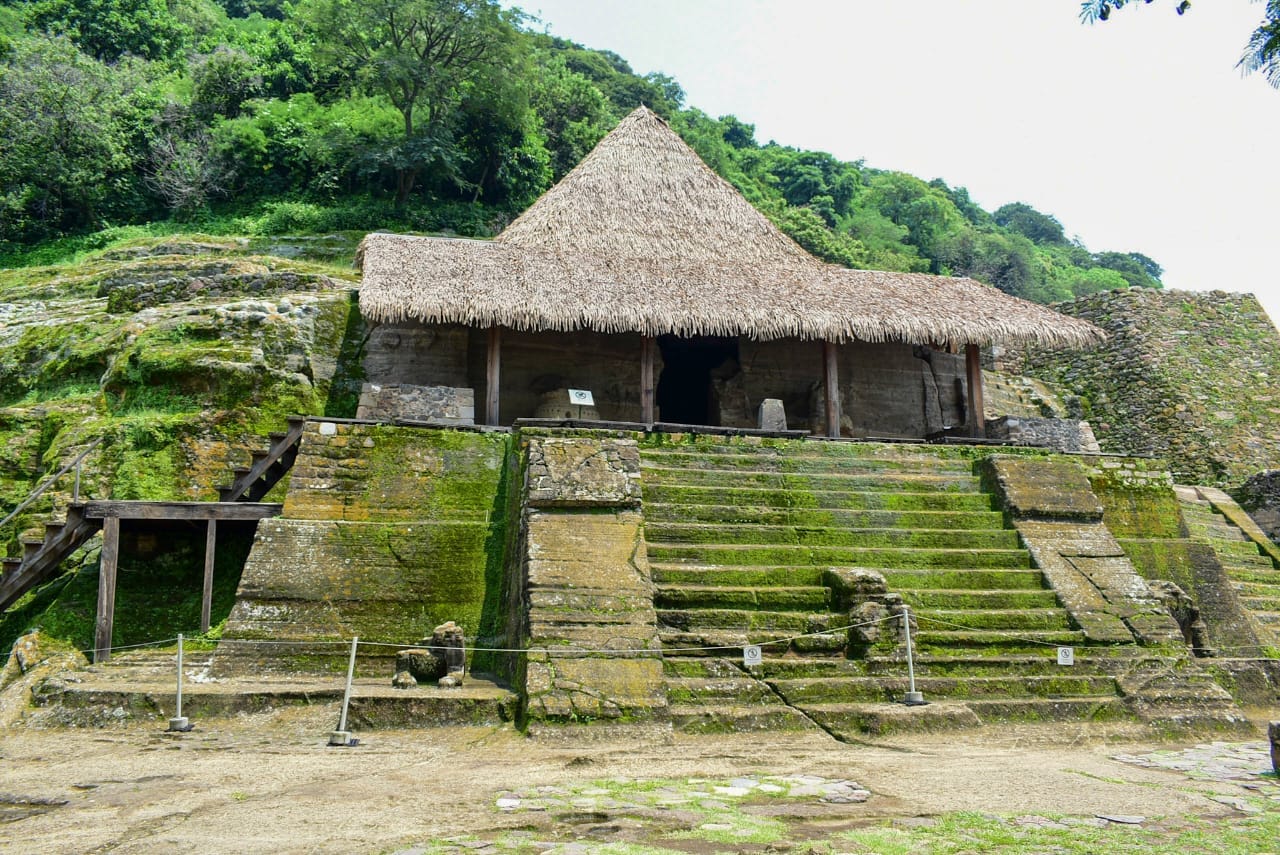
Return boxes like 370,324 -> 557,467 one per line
656,335 -> 739,426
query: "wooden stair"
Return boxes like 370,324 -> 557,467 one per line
216,416 -> 305,502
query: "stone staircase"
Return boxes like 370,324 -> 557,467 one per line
642,439 -> 1239,737
1179,489 -> 1280,651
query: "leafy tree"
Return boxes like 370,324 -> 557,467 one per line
1093,250 -> 1163,288
1081,0 -> 1280,88
0,35 -> 157,242
19,0 -> 190,62
297,0 -> 522,206
190,46 -> 262,119
528,53 -> 614,179
993,201 -> 1067,245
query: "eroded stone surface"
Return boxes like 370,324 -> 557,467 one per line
525,437 -> 641,508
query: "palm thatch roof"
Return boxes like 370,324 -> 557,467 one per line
358,107 -> 1103,348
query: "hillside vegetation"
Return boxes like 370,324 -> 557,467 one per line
0,0 -> 1163,303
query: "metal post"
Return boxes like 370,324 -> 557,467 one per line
901,606 -> 926,705
167,634 -> 192,732
330,636 -> 358,746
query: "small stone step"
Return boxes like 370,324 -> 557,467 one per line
639,450 -> 975,475
913,608 -> 1074,632
769,674 -> 1118,705
1227,568 -> 1280,585
665,676 -> 777,705
656,585 -> 831,611
801,701 -> 982,736
643,503 -> 1007,530
1221,553 -> 1277,570
1213,540 -> 1270,560
645,523 -> 1021,550
669,703 -> 816,734
650,565 -> 826,587
641,466 -> 981,493
643,485 -> 996,512
885,568 -> 1050,591
658,630 -> 841,656
911,628 -> 1089,651
645,543 -> 1034,570
899,589 -> 1061,610
1238,595 -> 1280,614
964,696 -> 1130,723
658,608 -> 841,633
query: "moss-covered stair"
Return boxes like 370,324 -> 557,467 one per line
642,438 -> 1183,737
1179,489 -> 1280,651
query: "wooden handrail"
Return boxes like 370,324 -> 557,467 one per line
0,436 -> 104,532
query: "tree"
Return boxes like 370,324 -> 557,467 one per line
21,0 -> 190,62
0,35 -> 152,242
993,202 -> 1067,246
297,0 -> 520,206
1081,0 -> 1280,88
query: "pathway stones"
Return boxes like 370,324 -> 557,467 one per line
1113,740 -> 1280,811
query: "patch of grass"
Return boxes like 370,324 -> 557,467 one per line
666,811 -> 787,845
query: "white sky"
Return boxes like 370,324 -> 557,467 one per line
513,0 -> 1280,324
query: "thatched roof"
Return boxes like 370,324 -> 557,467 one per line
358,107 -> 1103,348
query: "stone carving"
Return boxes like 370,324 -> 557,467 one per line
1148,579 -> 1212,654
525,436 -> 642,507
824,568 -> 903,651
391,621 -> 466,687
757,398 -> 787,431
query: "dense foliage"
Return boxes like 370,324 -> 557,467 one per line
0,0 -> 1162,301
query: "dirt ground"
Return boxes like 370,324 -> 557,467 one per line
1,705 -> 1276,854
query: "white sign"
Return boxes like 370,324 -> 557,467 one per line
568,389 -> 594,406
742,645 -> 763,667
1057,646 -> 1075,667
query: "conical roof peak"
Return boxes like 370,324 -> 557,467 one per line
496,106 -> 816,268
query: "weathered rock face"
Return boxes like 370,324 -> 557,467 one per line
0,239 -> 362,513
1016,289 -> 1280,487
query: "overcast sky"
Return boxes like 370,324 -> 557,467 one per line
512,0 -> 1280,325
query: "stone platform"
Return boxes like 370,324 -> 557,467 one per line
28,651 -> 516,730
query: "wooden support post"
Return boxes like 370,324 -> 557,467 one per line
94,516 -> 120,664
965,343 -> 986,438
823,340 -> 840,438
200,518 -> 217,633
640,335 -> 655,424
485,325 -> 502,427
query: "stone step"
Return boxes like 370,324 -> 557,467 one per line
645,543 -> 1034,570
659,629 -> 844,656
900,589 -> 1062,610
914,608 -> 1074,632
1219,553 -> 1277,570
657,608 -> 844,633
911,628 -> 1090,651
1238,596 -> 1280,614
639,450 -> 975,474
1253,612 -> 1280,627
963,696 -> 1131,723
1226,568 -> 1280,585
646,523 -> 1021,550
769,674 -> 1119,705
643,503 -> 1007,530
884,568 -> 1050,591
651,564 -> 826,587
801,701 -> 983,736
665,676 -> 777,705
662,657 -> 748,679
669,703 -> 817,734
1233,581 -> 1280,598
1211,540 -> 1270,560
656,585 -> 831,611
641,466 -> 981,493
643,484 -> 995,512
753,652 -> 1162,680
1185,522 -> 1247,542
642,440 -> 968,462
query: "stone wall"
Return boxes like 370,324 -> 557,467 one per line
1017,289 -> 1280,486
985,416 -> 1100,454
355,383 -> 475,425
361,321 -> 976,438
510,432 -> 667,732
214,421 -> 510,675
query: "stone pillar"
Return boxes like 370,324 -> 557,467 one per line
517,433 -> 668,733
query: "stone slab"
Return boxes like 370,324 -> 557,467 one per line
984,455 -> 1104,520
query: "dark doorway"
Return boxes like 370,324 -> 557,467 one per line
656,336 -> 739,426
